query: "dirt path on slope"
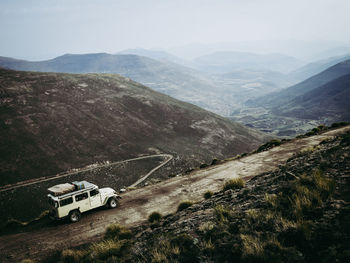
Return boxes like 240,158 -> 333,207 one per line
0,154 -> 173,192
0,126 -> 349,262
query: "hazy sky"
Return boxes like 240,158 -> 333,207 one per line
1,0 -> 350,60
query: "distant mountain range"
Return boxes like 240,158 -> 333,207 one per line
192,51 -> 302,74
288,54 -> 350,82
248,59 -> 350,109
233,59 -> 350,136
0,68 -> 269,185
0,53 -> 295,116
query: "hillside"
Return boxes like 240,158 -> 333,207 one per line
0,68 -> 269,185
0,54 -> 239,115
273,73 -> 350,122
0,54 -> 296,116
233,60 -> 350,136
288,54 -> 350,83
2,125 -> 349,263
247,59 -> 350,109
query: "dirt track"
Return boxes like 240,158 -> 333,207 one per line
0,126 -> 349,262
0,154 -> 173,193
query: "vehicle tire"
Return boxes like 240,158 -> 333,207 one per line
108,197 -> 118,208
69,210 -> 81,223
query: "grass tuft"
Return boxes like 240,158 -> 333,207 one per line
104,223 -> 132,240
148,211 -> 162,223
223,178 -> 245,191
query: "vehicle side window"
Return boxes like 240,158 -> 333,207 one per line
59,197 -> 73,207
90,189 -> 99,197
75,192 -> 88,202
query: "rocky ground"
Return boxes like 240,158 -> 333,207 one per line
125,130 -> 350,263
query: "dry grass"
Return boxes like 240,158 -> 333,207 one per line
223,178 -> 245,191
104,223 -> 132,240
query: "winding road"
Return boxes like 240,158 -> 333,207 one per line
0,126 -> 349,262
0,154 -> 173,193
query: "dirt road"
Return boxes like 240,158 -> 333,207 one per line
0,154 -> 173,192
0,126 -> 349,262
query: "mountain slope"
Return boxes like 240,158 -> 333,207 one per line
273,73 -> 350,121
0,53 -> 294,116
0,68 -> 269,185
289,54 -> 350,82
0,54 -> 234,115
247,59 -> 350,108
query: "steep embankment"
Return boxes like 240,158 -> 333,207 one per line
1,125 -> 348,263
0,68 -> 268,185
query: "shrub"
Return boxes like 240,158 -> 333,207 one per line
331,122 -> 349,128
148,211 -> 162,223
203,190 -> 213,199
104,224 -> 132,240
200,163 -> 208,169
177,201 -> 193,212
256,139 -> 281,152
223,178 -> 245,191
211,159 -> 219,165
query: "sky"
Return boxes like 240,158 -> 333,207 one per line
1,0 -> 350,60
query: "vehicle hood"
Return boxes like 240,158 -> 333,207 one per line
100,187 -> 116,196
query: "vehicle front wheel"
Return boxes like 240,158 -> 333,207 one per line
69,210 -> 81,223
108,197 -> 118,208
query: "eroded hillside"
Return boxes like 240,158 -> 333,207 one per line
0,68 -> 269,185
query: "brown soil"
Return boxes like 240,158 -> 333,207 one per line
0,126 -> 349,263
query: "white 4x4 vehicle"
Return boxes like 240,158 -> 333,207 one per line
47,181 -> 121,222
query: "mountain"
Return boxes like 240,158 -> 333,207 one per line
272,73 -> 350,122
289,54 -> 350,82
192,51 -> 302,74
0,53 -> 292,116
247,59 -> 350,109
117,48 -> 189,66
0,68 -> 269,185
0,53 -> 230,114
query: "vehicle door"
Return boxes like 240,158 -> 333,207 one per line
74,192 -> 90,212
89,189 -> 102,208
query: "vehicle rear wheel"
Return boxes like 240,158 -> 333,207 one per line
108,197 -> 118,208
69,210 -> 81,223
